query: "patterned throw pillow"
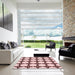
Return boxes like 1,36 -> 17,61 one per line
10,42 -> 18,48
0,42 -> 8,49
7,43 -> 11,49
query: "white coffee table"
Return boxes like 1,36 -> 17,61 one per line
34,49 -> 49,57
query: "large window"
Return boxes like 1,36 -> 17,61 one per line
19,10 -> 63,40
19,10 -> 63,48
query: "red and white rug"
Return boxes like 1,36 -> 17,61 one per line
14,57 -> 62,69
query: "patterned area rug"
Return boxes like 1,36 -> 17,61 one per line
14,57 -> 62,69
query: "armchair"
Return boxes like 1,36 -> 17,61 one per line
45,41 -> 56,51
59,44 -> 75,60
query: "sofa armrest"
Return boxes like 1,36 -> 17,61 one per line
0,50 -> 13,64
60,46 -> 68,49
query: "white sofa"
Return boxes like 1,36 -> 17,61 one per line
0,46 -> 24,64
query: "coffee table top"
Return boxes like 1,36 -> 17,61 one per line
34,49 -> 49,54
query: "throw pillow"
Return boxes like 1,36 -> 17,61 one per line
10,42 -> 18,48
7,43 -> 11,49
0,42 -> 2,49
0,42 -> 8,49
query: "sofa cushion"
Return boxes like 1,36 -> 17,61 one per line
13,48 -> 19,60
68,44 -> 75,53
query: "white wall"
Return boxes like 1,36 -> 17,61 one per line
0,0 -> 18,42
0,27 -> 17,42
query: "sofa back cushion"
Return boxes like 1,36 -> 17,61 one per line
50,42 -> 55,48
68,44 -> 75,53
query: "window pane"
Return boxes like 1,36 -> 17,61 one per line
19,10 -> 63,40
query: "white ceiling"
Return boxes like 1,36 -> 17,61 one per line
3,0 -> 62,10
15,0 -> 62,9
16,0 -> 61,3
18,3 -> 62,9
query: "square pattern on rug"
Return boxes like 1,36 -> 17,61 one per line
14,57 -> 62,69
